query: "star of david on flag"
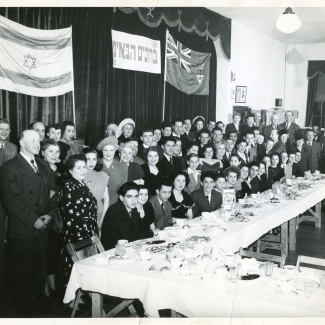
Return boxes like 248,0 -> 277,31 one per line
165,30 -> 211,95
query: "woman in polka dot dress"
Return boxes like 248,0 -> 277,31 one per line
58,154 -> 98,286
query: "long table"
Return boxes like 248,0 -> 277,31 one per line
63,181 -> 325,317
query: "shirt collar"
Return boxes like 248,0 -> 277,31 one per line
164,153 -> 172,161
20,151 -> 35,163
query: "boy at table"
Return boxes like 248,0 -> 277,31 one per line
101,182 -> 157,250
148,179 -> 173,230
190,171 -> 222,217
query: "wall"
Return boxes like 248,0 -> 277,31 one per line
215,20 -> 286,124
285,43 -> 325,126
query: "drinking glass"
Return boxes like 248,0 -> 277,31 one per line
229,266 -> 239,283
203,246 -> 213,258
304,281 -> 315,298
188,257 -> 198,270
320,273 -> 325,290
188,240 -> 196,250
132,241 -> 142,254
265,261 -> 274,276
115,243 -> 126,258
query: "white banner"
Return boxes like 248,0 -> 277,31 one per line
112,29 -> 161,74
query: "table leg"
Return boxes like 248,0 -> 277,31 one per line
280,221 -> 288,257
91,292 -> 103,318
315,202 -> 321,228
289,218 -> 296,251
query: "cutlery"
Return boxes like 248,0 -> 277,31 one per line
291,290 -> 299,295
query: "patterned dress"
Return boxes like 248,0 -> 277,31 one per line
58,177 -> 98,285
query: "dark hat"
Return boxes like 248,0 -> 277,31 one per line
295,133 -> 304,141
278,129 -> 287,137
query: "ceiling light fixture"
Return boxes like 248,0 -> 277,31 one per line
276,7 -> 301,34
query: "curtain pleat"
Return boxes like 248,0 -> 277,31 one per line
305,76 -> 319,127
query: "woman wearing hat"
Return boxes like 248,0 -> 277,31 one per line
116,118 -> 135,144
97,136 -> 127,206
191,116 -> 205,141
291,132 -> 304,153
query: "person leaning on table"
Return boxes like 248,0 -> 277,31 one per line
101,182 -> 157,250
190,171 -> 222,218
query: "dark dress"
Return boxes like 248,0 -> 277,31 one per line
127,162 -> 145,182
142,163 -> 161,198
267,166 -> 285,188
58,141 -> 70,163
169,190 -> 195,219
198,161 -> 220,177
58,178 -> 98,285
138,202 -> 156,230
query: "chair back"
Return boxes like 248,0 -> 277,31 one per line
296,255 -> 325,270
66,235 -> 105,263
239,247 -> 286,267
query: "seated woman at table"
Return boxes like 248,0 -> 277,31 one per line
280,151 -> 292,179
137,185 -> 159,232
224,166 -> 243,201
198,143 -> 220,177
83,148 -> 110,235
58,154 -> 98,286
184,153 -> 201,194
141,146 -> 162,198
97,136 -> 128,206
119,142 -> 145,184
268,152 -> 285,188
190,171 -> 222,217
241,161 -> 261,197
236,139 -> 248,166
213,140 -> 230,172
101,182 -> 157,250
256,160 -> 268,193
169,172 -> 194,222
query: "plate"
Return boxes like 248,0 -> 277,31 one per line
288,278 -> 320,291
186,236 -> 211,243
146,246 -> 172,254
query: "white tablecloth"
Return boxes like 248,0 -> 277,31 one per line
64,181 -> 325,317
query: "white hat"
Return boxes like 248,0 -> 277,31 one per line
96,136 -> 119,151
116,118 -> 135,138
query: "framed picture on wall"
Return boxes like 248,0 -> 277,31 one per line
235,86 -> 247,103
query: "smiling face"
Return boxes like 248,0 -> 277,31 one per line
153,129 -> 162,142
85,152 -> 98,170
70,160 -> 87,182
246,117 -> 254,127
120,189 -> 138,210
245,134 -> 254,145
48,127 -> 61,141
212,130 -> 223,143
201,177 -> 214,194
42,144 -> 60,164
204,147 -> 214,159
156,185 -> 172,202
184,119 -> 192,132
266,140 -> 274,151
138,188 -> 149,205
147,150 -> 159,166
188,156 -> 199,170
263,156 -> 271,168
0,122 -> 10,142
63,125 -> 75,141
240,166 -> 249,180
306,131 -> 315,142
254,113 -> 261,123
237,142 -> 247,153
257,135 -> 264,145
120,146 -> 133,163
227,172 -> 237,185
225,139 -> 234,153
215,177 -> 225,191
174,174 -> 186,191
208,121 -> 216,132
216,144 -> 225,158
271,155 -> 279,167
199,133 -> 210,146
162,127 -> 172,137
174,140 -> 182,156
103,144 -> 116,161
250,165 -> 259,178
162,140 -> 175,157
229,132 -> 238,143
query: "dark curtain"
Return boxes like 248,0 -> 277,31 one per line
305,76 -> 319,127
0,8 -> 217,147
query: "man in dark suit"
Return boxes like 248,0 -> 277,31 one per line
288,152 -> 303,177
245,131 -> 258,162
0,130 -> 57,314
263,114 -> 279,139
149,179 -> 173,230
157,136 -> 183,179
270,129 -> 286,154
225,112 -> 243,139
0,118 -> 17,294
254,112 -> 265,133
172,118 -> 189,153
138,126 -> 154,162
197,129 -> 211,158
278,111 -> 300,146
300,129 -> 322,173
183,119 -> 195,142
190,172 -> 222,217
242,114 -> 255,136
101,182 -> 155,250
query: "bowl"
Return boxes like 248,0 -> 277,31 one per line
165,227 -> 180,237
284,265 -> 298,276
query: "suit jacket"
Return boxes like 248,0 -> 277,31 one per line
190,188 -> 222,218
300,141 -> 322,173
101,201 -> 153,250
241,177 -> 260,196
242,125 -> 254,137
138,143 -> 150,162
263,124 -> 278,139
0,153 -> 57,239
278,122 -> 300,145
225,123 -> 242,137
289,162 -> 303,177
149,195 -> 173,230
184,169 -> 201,194
256,122 -> 265,134
0,141 -> 17,164
270,141 -> 286,154
183,131 -> 195,142
157,155 -> 183,180
246,144 -> 258,162
236,151 -> 248,166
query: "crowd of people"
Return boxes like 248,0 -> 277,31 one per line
0,111 -> 324,314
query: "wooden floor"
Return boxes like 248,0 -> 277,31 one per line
0,211 -> 324,318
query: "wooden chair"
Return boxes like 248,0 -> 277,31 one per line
296,203 -> 322,229
296,255 -> 325,271
66,235 -> 138,318
239,247 -> 286,267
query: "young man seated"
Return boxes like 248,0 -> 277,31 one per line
101,182 -> 156,250
148,179 -> 173,230
190,171 -> 222,217
241,161 -> 261,196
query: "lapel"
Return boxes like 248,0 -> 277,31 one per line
198,189 -> 209,210
17,153 -> 40,186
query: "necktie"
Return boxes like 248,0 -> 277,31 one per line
206,195 -> 210,207
286,123 -> 289,130
30,159 -> 40,178
247,146 -> 251,158
0,143 -> 3,152
128,209 -> 132,217
169,157 -> 173,168
161,203 -> 165,218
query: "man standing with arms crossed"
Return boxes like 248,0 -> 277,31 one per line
0,130 -> 57,316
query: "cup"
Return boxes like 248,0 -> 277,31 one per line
315,170 -> 320,175
304,280 -> 315,298
265,261 -> 274,277
219,208 -> 226,219
286,179 -> 292,186
320,273 -> 325,290
157,230 -> 166,239
139,251 -> 151,260
175,219 -> 185,227
203,246 -> 213,258
251,194 -> 257,199
188,257 -> 198,270
118,239 -> 128,245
